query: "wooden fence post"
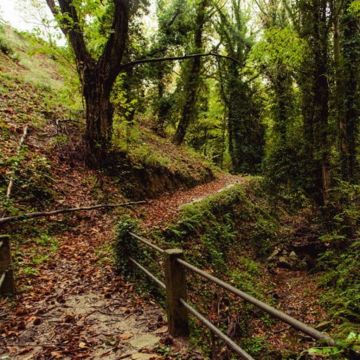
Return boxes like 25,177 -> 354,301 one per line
164,248 -> 189,337
0,235 -> 15,296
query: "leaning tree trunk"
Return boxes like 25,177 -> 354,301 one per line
173,57 -> 202,145
173,0 -> 208,145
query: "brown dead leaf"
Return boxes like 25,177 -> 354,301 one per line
51,351 -> 63,359
119,333 -> 133,340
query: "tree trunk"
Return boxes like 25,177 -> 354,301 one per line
341,0 -> 360,181
227,68 -> 241,172
315,52 -> 330,205
173,59 -> 202,145
333,9 -> 347,178
300,0 -> 331,205
46,0 -> 129,168
173,0 -> 208,145
155,70 -> 171,137
83,70 -> 114,168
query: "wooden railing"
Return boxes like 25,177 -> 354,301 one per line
126,231 -> 334,360
0,235 -> 15,297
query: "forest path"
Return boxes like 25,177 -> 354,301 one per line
137,173 -> 248,231
1,173 -> 245,360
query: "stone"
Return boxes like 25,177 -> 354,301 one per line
267,247 -> 281,261
278,256 -> 292,269
131,354 -> 159,360
129,334 -> 160,350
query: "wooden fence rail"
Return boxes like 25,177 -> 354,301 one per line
126,231 -> 335,359
0,235 -> 15,297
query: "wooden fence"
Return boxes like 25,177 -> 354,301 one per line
0,235 -> 15,297
126,231 -> 335,360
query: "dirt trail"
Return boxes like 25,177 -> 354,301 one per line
138,173 -> 247,231
0,210 -> 169,359
1,174 -> 244,359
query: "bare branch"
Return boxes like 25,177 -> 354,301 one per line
0,201 -> 146,225
121,52 -> 241,69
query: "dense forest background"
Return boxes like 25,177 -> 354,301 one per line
14,0 -> 360,206
1,0 -> 360,358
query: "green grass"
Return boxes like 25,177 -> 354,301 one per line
15,233 -> 59,279
0,25 -> 82,112
113,120 -> 216,171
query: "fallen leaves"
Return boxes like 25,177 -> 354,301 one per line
137,174 -> 246,230
119,333 -> 134,340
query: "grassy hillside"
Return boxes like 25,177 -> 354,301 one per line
0,24 -> 217,216
0,24 -> 219,302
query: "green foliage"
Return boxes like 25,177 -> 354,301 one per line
112,73 -> 139,125
249,27 -> 306,73
16,233 -> 59,278
230,269 -> 264,299
249,23 -> 308,198
114,216 -> 166,299
199,212 -> 236,270
114,216 -> 139,277
0,26 -> 81,113
164,180 -> 279,259
187,79 -> 227,166
242,336 -> 269,357
326,181 -> 360,238
95,242 -> 114,266
113,123 -> 171,168
155,181 -> 277,357
349,0 -> 360,16
307,332 -> 360,358
215,2 -> 264,174
35,233 -> 59,251
317,182 -> 360,337
16,155 -> 54,208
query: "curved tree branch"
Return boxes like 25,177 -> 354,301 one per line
121,52 -> 241,69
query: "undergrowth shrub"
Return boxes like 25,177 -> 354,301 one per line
114,216 -> 140,277
114,217 -> 165,299
318,182 -> 360,344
